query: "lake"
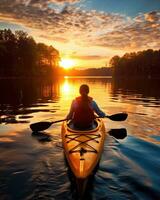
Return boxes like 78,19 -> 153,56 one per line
0,77 -> 160,200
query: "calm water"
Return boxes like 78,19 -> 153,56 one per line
0,77 -> 160,200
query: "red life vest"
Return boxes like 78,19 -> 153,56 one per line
73,96 -> 95,128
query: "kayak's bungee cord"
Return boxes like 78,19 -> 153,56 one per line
65,133 -> 101,156
66,133 -> 100,143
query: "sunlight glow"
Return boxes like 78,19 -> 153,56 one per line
60,79 -> 77,99
61,80 -> 75,95
62,81 -> 70,94
60,59 -> 75,69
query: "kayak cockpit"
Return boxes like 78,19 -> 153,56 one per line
67,119 -> 100,133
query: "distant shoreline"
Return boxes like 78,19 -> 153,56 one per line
63,75 -> 112,79
0,75 -> 112,79
0,75 -> 160,80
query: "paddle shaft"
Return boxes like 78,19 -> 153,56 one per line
48,113 -> 127,125
50,118 -> 67,124
30,112 -> 127,132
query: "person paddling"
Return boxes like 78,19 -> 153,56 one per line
66,84 -> 106,129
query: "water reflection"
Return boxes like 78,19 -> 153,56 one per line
113,78 -> 160,101
108,128 -> 127,140
31,131 -> 52,143
0,78 -> 60,107
0,78 -> 61,124
0,115 -> 30,124
60,79 -> 78,102
0,77 -> 160,200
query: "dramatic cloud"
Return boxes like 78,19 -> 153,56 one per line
15,0 -> 80,6
0,0 -> 159,52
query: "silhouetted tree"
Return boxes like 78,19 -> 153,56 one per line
0,29 -> 60,77
110,49 -> 160,79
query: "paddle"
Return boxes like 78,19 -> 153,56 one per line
30,112 -> 128,132
105,112 -> 128,121
30,119 -> 67,132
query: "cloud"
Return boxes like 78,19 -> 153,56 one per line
51,0 -> 80,3
93,11 -> 160,50
15,0 -> 80,5
40,34 -> 69,43
72,55 -> 108,60
0,0 -> 159,52
145,11 -> 160,22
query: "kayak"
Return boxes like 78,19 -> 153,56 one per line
61,118 -> 106,193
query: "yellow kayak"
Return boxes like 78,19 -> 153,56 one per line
61,118 -> 106,180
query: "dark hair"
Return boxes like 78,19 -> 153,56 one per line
79,84 -> 89,95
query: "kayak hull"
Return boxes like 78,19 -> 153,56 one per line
61,118 -> 106,179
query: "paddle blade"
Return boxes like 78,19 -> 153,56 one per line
109,128 -> 127,139
30,121 -> 52,132
107,113 -> 128,121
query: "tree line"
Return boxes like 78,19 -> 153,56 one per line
1,29 -> 159,79
109,49 -> 160,79
58,67 -> 113,76
0,29 -> 60,77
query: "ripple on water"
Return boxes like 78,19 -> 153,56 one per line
0,77 -> 160,199
92,135 -> 160,200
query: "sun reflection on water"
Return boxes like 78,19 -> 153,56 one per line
60,79 -> 78,97
61,81 -> 71,95
0,77 -> 160,200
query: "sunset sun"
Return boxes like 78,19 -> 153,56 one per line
60,59 -> 75,69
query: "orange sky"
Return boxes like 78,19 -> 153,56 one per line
0,1 -> 159,69
35,32 -> 126,68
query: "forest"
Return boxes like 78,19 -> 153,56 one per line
110,49 -> 160,79
58,67 -> 113,76
0,29 -> 113,78
0,29 -> 60,77
0,29 -> 159,79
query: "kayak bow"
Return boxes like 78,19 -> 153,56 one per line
61,118 -> 106,193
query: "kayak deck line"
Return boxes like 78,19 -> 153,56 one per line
65,133 -> 100,156
65,119 -> 102,157
61,118 -> 106,192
